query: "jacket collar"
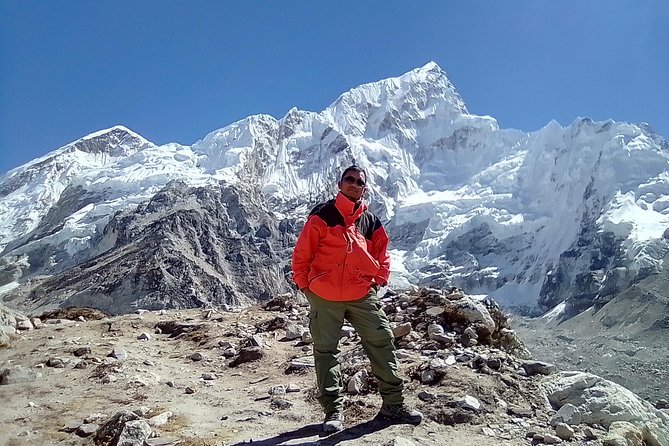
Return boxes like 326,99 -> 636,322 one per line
335,192 -> 366,224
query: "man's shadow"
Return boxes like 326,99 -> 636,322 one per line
227,414 -> 401,446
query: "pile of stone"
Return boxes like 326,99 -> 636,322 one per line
262,286 -> 669,445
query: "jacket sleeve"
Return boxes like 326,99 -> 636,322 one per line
291,215 -> 323,290
370,223 -> 391,286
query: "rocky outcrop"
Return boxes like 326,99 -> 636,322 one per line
16,181 -> 292,314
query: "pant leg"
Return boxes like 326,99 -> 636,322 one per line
304,289 -> 346,414
345,289 -> 404,406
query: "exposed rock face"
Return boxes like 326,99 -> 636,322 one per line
538,224 -> 669,317
14,181 -> 292,314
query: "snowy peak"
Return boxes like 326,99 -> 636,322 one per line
324,62 -> 468,138
71,125 -> 154,157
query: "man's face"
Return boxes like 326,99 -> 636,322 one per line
338,170 -> 367,201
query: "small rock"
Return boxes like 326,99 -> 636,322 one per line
347,369 -> 368,395
73,346 -> 91,357
555,422 -> 574,440
456,395 -> 481,411
486,358 -> 502,370
395,349 -> 413,360
83,413 -> 105,423
16,319 -> 33,330
269,385 -> 286,395
270,398 -> 293,410
583,426 -> 598,439
229,347 -> 264,367
116,419 -> 152,445
543,434 -> 562,444
550,403 -> 581,426
46,357 -> 66,368
249,335 -> 264,347
427,323 -> 445,339
507,405 -> 533,418
281,323 -> 304,341
108,347 -> 127,361
425,307 -> 444,316
75,423 -> 98,437
94,411 -> 139,444
286,383 -> 301,393
101,374 -> 117,383
218,340 -> 234,349
341,326 -> 356,338
137,332 -> 151,341
420,369 -> 438,384
74,360 -> 88,369
520,360 -> 557,376
60,421 -> 81,433
418,390 -> 436,402
190,352 -> 204,361
202,372 -> 217,381
463,326 -> 478,339
481,426 -> 496,437
222,347 -> 237,358
392,322 -> 412,338
148,410 -> 173,427
184,386 -> 196,394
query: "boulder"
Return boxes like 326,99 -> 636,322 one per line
542,371 -> 669,445
444,296 -> 496,336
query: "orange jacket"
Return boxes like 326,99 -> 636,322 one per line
292,193 -> 391,301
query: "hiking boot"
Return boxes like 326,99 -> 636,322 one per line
323,411 -> 344,433
379,403 -> 423,424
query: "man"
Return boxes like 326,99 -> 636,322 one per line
292,165 -> 423,433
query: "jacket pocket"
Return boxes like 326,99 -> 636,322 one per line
308,271 -> 328,284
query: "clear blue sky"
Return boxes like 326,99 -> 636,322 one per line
1,1 -> 667,174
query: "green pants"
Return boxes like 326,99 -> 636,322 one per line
304,288 -> 404,414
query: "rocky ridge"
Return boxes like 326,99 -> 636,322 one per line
2,287 -> 667,446
3,181 -> 293,315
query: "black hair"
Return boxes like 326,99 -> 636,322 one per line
340,165 -> 367,182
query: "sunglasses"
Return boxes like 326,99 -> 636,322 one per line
343,176 -> 366,187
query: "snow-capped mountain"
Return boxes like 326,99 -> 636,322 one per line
1,62 -> 668,316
